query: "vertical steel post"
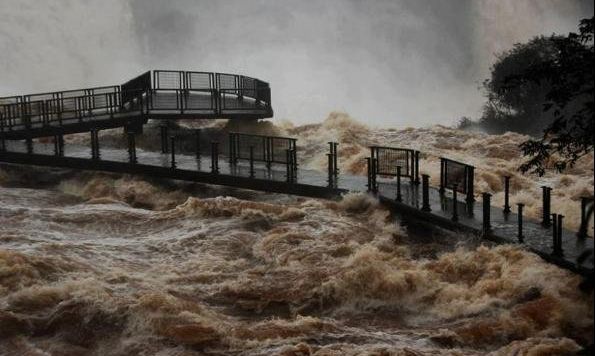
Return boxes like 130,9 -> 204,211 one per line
286,149 -> 292,183
229,133 -> 235,165
26,137 -> 33,154
160,125 -> 168,153
542,186 -> 551,226
366,157 -> 372,192
577,197 -> 589,238
372,158 -> 378,193
556,214 -> 564,256
517,203 -> 524,243
551,213 -> 559,255
414,151 -> 420,185
0,136 -> 4,152
396,166 -> 402,202
127,133 -> 137,164
466,166 -> 475,203
211,141 -> 219,174
53,135 -> 59,156
170,136 -> 176,169
451,184 -> 459,222
333,142 -> 338,179
58,135 -> 64,157
327,153 -> 334,188
439,158 -> 445,194
249,145 -> 255,178
421,174 -> 431,212
195,129 -> 201,160
503,176 -> 511,214
482,192 -> 492,235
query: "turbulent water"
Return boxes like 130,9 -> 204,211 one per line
0,113 -> 593,355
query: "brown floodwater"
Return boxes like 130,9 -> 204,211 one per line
0,113 -> 593,355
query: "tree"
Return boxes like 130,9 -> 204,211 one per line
480,36 -> 560,135
511,18 -> 594,176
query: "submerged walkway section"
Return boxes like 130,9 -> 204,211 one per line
0,137 -> 592,276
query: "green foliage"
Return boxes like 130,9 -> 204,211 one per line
516,17 -> 594,175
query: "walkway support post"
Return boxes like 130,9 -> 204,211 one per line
195,129 -> 201,160
372,158 -> 378,193
327,153 -> 334,188
451,184 -> 458,222
542,186 -> 552,226
439,159 -> 445,195
414,151 -> 420,185
249,146 -> 255,178
26,137 -> 33,154
327,142 -> 338,188
517,203 -> 524,243
577,197 -> 591,238
503,176 -> 511,214
211,141 -> 219,174
286,149 -> 293,183
170,136 -> 176,169
556,214 -> 564,256
160,125 -> 168,153
0,136 -> 4,152
396,166 -> 402,202
91,129 -> 100,160
421,174 -> 431,212
466,166 -> 475,203
127,133 -> 137,164
482,192 -> 491,236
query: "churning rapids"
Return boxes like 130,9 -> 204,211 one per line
0,113 -> 593,355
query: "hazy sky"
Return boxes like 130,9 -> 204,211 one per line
0,0 -> 592,127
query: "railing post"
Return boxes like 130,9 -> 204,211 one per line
556,214 -> 564,256
517,203 -> 524,243
0,136 -> 5,152
414,151 -> 420,185
421,174 -> 431,212
542,186 -> 552,227
127,133 -> 137,164
503,176 -> 511,214
451,184 -> 458,222
249,145 -> 255,178
466,166 -> 475,203
195,129 -> 201,160
482,192 -> 491,236
26,137 -> 33,154
366,157 -> 372,192
577,197 -> 590,238
372,158 -> 378,193
160,125 -> 168,153
229,133 -> 235,165
396,166 -> 402,202
170,136 -> 176,169
211,141 -> 219,174
327,153 -> 334,188
57,135 -> 64,157
286,149 -> 292,183
91,129 -> 100,160
439,158 -> 446,195
333,142 -> 338,179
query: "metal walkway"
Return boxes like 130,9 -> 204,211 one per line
1,70 -> 273,140
0,137 -> 592,276
0,70 -> 592,277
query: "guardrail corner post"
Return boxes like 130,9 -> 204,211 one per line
451,184 -> 459,222
421,174 -> 431,212
482,192 -> 492,236
503,176 -> 511,214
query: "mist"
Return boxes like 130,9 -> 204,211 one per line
0,0 -> 592,127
